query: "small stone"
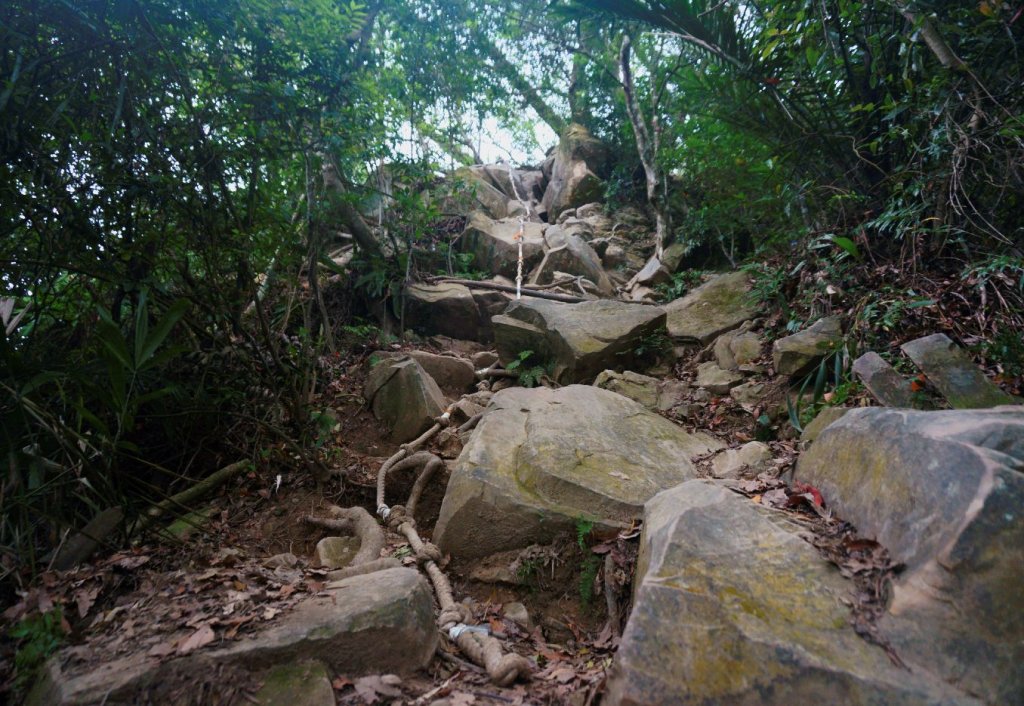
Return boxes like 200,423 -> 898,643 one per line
730,381 -> 767,411
852,352 -> 916,407
710,441 -> 772,479
263,553 -> 300,570
695,361 -> 744,395
772,317 -> 844,377
594,370 -> 660,409
314,536 -> 360,570
503,602 -> 532,630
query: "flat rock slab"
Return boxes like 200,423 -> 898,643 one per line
605,480 -> 976,706
664,272 -> 757,345
796,406 -> 1024,704
901,333 -> 1016,409
29,568 -> 437,705
434,385 -> 722,560
852,351 -> 916,407
493,298 -> 667,384
772,316 -> 843,377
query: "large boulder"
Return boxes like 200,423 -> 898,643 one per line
492,298 -> 667,384
29,568 -> 437,705
403,282 -> 483,340
459,211 -> 546,279
795,406 -> 1024,704
433,386 -> 721,560
451,166 -> 510,219
605,480 -> 974,706
364,357 -> 446,442
664,272 -> 757,345
772,316 -> 844,377
541,124 -> 609,222
530,223 -> 614,295
373,350 -> 475,397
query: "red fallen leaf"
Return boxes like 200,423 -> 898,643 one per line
910,374 -> 927,392
792,482 -> 824,507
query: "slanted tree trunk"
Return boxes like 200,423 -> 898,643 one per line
320,156 -> 384,261
619,35 -> 669,261
482,38 -> 567,137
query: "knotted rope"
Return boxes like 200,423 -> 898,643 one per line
507,162 -> 532,301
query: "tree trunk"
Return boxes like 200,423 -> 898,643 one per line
483,38 -> 567,137
619,35 -> 669,260
320,157 -> 384,261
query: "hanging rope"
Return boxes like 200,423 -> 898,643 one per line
507,162 -> 532,301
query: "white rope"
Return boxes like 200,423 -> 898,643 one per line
507,162 -> 532,301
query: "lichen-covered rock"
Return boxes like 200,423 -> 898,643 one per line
29,569 -> 437,705
796,406 -> 1024,704
459,211 -> 546,280
852,351 -> 916,407
799,406 -> 851,443
371,350 -> 475,397
403,283 -> 483,341
364,357 -> 445,442
605,480 -> 975,706
452,166 -> 511,219
493,299 -> 667,384
252,660 -> 335,706
901,333 -> 1016,409
772,316 -> 843,377
665,272 -> 757,345
541,124 -> 609,222
433,386 -> 721,560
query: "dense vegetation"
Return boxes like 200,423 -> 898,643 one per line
2,0 -> 1021,598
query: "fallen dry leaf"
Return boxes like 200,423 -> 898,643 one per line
176,624 -> 215,655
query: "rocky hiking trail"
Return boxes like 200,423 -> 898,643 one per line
12,141 -> 1023,706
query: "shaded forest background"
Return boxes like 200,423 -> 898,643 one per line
1,0 -> 1022,597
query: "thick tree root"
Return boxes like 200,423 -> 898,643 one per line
304,505 -> 385,566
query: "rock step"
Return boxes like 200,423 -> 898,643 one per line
901,333 -> 1017,409
606,480 -> 979,706
29,568 -> 437,705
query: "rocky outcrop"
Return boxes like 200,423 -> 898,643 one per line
710,441 -> 772,478
452,166 -> 511,219
459,211 -> 547,279
606,480 -> 973,706
772,316 -> 843,377
492,299 -> 667,384
796,406 -> 1024,704
541,124 -> 608,222
901,333 -> 1017,409
29,568 -> 437,705
433,386 -> 722,560
665,272 -> 757,345
364,357 -> 445,442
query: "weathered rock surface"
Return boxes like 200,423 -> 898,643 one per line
404,282 -> 483,341
29,568 -> 437,705
901,333 -> 1016,409
710,441 -> 772,478
365,357 -> 445,442
372,350 -> 475,397
730,380 -> 767,410
493,299 -> 667,384
606,480 -> 974,706
434,385 -> 722,560
772,316 -> 843,377
796,406 -> 1024,704
593,369 -> 660,409
713,330 -> 762,371
530,224 -> 614,294
695,361 -> 744,395
252,660 -> 335,706
799,406 -> 852,444
852,351 -> 916,407
459,211 -> 547,279
541,124 -> 608,221
665,272 -> 757,344
452,166 -> 510,219
313,536 -> 359,570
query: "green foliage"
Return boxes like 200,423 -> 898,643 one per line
786,342 -> 858,433
574,517 -> 601,609
8,607 -> 65,693
506,349 -> 547,388
655,270 -> 703,302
